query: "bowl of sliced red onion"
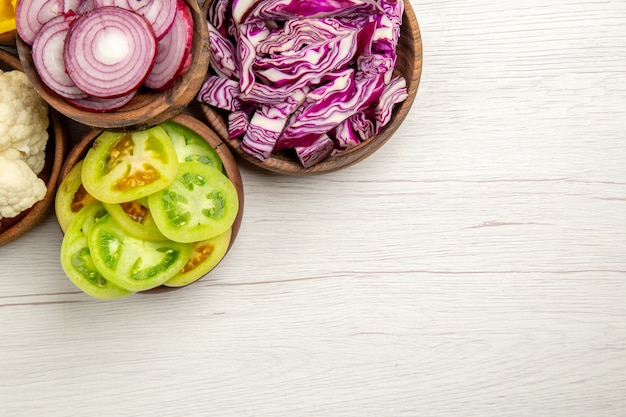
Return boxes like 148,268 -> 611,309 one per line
15,0 -> 209,131
198,0 -> 422,175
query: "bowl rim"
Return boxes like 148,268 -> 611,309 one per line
0,48 -> 67,247
200,0 -> 423,175
15,0 -> 210,131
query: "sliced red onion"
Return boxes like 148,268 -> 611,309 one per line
135,0 -> 177,39
92,0 -> 131,7
63,6 -> 157,98
75,0 -> 97,14
66,90 -> 137,112
144,0 -> 193,90
16,0 -> 63,44
31,14 -> 88,100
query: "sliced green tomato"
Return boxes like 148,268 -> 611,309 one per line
55,160 -> 98,232
160,121 -> 223,172
164,228 -> 232,287
148,161 -> 239,243
81,126 -> 179,204
103,199 -> 167,242
60,203 -> 134,300
88,213 -> 193,292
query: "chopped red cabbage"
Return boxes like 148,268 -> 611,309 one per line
197,76 -> 241,111
228,110 -> 250,138
295,134 -> 334,168
198,0 -> 408,167
206,20 -> 240,79
242,0 -> 383,22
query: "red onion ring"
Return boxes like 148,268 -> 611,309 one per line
135,0 -> 177,39
144,0 -> 193,90
16,0 -> 63,44
31,14 -> 88,99
66,90 -> 137,112
63,6 -> 157,98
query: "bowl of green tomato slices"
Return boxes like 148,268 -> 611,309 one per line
55,113 -> 244,300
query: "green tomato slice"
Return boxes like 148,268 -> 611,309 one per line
164,228 -> 232,287
103,199 -> 167,242
81,126 -> 179,204
55,160 -> 98,233
148,161 -> 239,243
160,121 -> 223,172
60,203 -> 134,300
87,213 -> 193,292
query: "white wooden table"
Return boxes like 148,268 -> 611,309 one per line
2,1 -> 626,416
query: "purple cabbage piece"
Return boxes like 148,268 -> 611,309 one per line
331,118 -> 361,151
237,21 -> 270,95
240,90 -> 307,160
207,0 -> 231,35
240,129 -> 276,161
253,25 -> 360,90
358,0 -> 403,82
197,76 -> 241,112
231,0 -> 264,24
349,111 -> 376,141
373,0 -> 403,54
295,134 -> 334,168
239,81 -> 310,106
228,110 -> 250,139
257,17 -> 368,55
242,0 -> 383,22
375,75 -> 408,132
277,69 -> 386,150
207,21 -> 239,79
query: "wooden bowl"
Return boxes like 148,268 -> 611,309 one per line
200,0 -> 423,175
0,30 -> 16,47
0,49 -> 67,247
15,0 -> 210,132
59,113 -> 244,291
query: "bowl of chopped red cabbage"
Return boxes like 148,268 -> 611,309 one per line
198,0 -> 422,175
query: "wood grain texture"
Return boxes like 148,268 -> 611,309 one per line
2,1 -> 626,416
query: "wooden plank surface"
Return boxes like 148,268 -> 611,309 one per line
1,1 -> 626,416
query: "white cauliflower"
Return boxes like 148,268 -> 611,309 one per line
0,69 -> 50,223
0,148 -> 47,219
0,69 -> 49,174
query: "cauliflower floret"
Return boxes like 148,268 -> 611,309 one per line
0,69 -> 49,174
0,148 -> 47,220
23,149 -> 46,176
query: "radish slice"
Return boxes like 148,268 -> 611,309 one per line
63,6 -> 157,98
135,0 -> 177,39
31,14 -> 88,99
144,0 -> 193,90
66,91 -> 137,112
